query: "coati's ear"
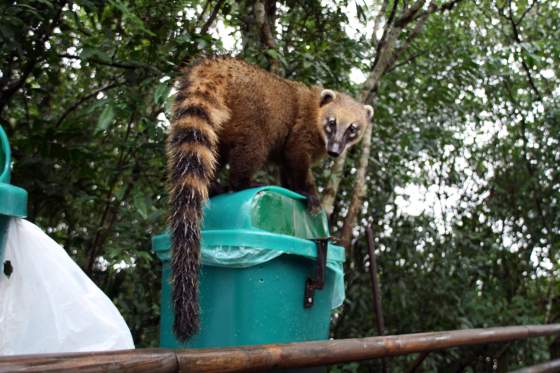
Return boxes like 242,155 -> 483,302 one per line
320,89 -> 336,106
364,105 -> 374,120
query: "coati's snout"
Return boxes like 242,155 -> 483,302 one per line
318,89 -> 374,157
327,141 -> 343,158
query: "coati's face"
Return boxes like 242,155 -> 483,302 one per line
317,89 -> 374,158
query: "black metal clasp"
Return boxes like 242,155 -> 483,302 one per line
304,238 -> 329,308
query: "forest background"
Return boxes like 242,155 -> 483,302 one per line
1,0 -> 559,371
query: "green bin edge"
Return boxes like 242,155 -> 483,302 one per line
1,125 -> 27,265
0,125 -> 27,218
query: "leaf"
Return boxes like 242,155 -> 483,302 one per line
31,0 -> 55,7
133,191 -> 149,219
107,0 -> 155,36
96,105 -> 115,133
154,83 -> 171,106
164,94 -> 174,117
81,47 -> 112,63
265,49 -> 287,66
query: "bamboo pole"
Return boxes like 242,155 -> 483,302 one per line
178,325 -> 560,372
0,349 -> 177,373
1,325 -> 559,373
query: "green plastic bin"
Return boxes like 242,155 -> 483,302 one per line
0,125 -> 27,265
152,186 -> 345,348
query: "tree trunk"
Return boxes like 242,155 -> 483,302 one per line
335,0 -> 463,248
339,122 -> 374,248
321,152 -> 348,215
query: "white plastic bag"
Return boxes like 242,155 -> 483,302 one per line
0,218 -> 134,355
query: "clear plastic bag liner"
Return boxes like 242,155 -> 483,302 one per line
0,218 -> 134,355
201,245 -> 345,309
201,186 -> 331,240
248,188 -> 330,239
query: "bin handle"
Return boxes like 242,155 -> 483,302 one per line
0,125 -> 11,184
303,237 -> 330,308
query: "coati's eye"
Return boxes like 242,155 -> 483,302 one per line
347,123 -> 359,136
325,118 -> 336,133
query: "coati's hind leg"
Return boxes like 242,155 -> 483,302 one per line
280,167 -> 292,190
228,142 -> 268,191
208,153 -> 227,197
208,179 -> 227,197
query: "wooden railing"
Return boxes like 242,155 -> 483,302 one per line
0,324 -> 559,373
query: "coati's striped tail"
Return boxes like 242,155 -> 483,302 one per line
167,64 -> 230,341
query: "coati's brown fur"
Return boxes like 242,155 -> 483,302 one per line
167,57 -> 373,341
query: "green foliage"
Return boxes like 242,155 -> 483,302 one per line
329,1 -> 560,371
0,0 -> 558,370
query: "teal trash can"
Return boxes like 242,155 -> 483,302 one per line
153,186 -> 345,349
0,125 -> 27,267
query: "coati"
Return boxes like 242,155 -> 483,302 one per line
167,57 -> 373,341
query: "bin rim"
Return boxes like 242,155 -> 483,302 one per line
227,185 -> 306,201
1,125 -> 11,184
0,125 -> 27,217
152,229 -> 345,263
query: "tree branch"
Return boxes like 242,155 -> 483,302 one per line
57,53 -> 159,72
86,113 -> 137,275
200,0 -> 226,34
365,0 -> 444,103
389,4 -> 433,69
54,81 -> 125,128
402,0 -> 464,25
321,154 -> 347,215
385,49 -> 428,74
337,0 -> 466,248
373,0 -> 390,45
255,0 -> 282,75
195,0 -> 212,29
394,0 -> 426,27
506,0 -> 543,100
339,122 -> 375,249
371,0 -> 400,73
515,0 -> 537,25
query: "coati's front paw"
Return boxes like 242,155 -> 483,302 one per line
305,194 -> 322,215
